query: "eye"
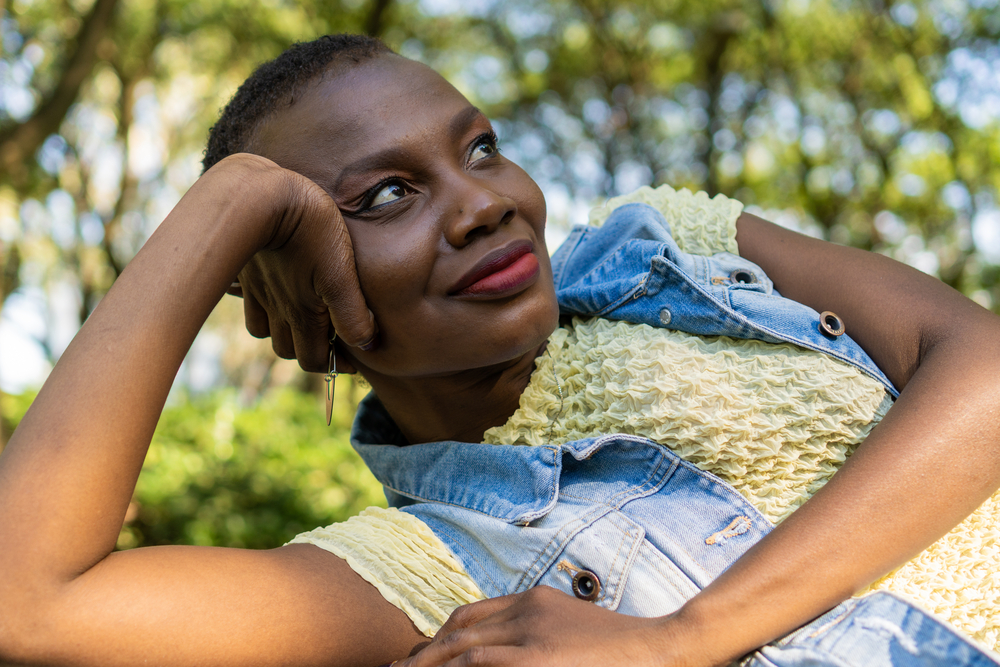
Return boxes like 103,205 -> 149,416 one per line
357,179 -> 410,212
469,131 -> 500,164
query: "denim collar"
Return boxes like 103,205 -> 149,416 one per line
350,393 -> 650,524
350,393 -> 561,523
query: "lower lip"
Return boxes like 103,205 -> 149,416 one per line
457,252 -> 540,297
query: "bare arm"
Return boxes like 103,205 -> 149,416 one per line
657,212 -> 1000,664
0,154 -> 425,667
395,211 -> 1000,667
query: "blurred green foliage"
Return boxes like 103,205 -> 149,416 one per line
2,0 -> 1000,543
2,0 -> 999,360
1,380 -> 386,549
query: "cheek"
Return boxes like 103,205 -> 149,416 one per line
350,225 -> 435,324
503,163 -> 547,238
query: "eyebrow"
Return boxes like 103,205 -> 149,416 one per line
333,105 -> 486,192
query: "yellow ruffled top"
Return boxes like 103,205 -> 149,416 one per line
291,185 -> 1000,649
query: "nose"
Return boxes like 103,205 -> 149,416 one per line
443,176 -> 517,248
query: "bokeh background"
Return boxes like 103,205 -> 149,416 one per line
1,0 -> 999,549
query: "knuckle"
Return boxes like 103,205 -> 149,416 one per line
462,645 -> 491,666
438,627 -> 468,650
448,604 -> 476,627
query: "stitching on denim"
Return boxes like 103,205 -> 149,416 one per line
741,651 -> 780,667
633,544 -> 699,601
558,438 -> 678,510
595,514 -> 631,606
673,457 -> 772,526
557,451 -> 670,507
515,503 -> 611,591
638,254 -> 897,396
705,516 -> 752,545
379,445 -> 563,524
562,242 -> 653,317
604,513 -> 645,609
805,602 -> 856,640
593,279 -> 648,317
380,481 -> 558,524
550,227 -> 588,289
624,454 -> 772,584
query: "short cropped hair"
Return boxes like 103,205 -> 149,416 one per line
202,34 -> 393,173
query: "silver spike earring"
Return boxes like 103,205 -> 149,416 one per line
325,332 -> 338,426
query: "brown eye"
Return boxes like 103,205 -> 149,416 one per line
369,182 -> 408,208
469,132 -> 499,163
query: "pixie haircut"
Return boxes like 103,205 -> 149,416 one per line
202,34 -> 393,173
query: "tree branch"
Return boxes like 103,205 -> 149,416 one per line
365,0 -> 392,37
0,0 -> 7,55
0,0 -> 119,182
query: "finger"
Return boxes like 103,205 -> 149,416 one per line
226,281 -> 244,298
436,595 -> 525,640
309,207 -> 379,351
242,290 -> 271,339
396,624 -> 517,667
268,319 -> 296,360
441,646 -> 522,667
288,311 -> 334,373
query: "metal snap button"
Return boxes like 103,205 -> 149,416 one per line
556,560 -> 602,602
729,269 -> 757,284
819,311 -> 846,337
572,570 -> 601,601
659,307 -> 672,325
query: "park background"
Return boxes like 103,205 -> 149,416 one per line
1,0 -> 999,550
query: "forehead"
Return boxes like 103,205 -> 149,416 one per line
253,55 -> 473,181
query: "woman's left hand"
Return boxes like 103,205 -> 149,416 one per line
395,586 -> 673,667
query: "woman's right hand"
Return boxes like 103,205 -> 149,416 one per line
0,151 -> 426,667
226,153 -> 378,372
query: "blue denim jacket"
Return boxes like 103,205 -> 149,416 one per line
351,203 -> 994,666
552,203 -> 897,397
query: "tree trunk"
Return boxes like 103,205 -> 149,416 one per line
0,0 -> 119,182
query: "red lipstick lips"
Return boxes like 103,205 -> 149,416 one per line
450,241 -> 540,297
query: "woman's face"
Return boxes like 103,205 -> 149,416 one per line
254,54 -> 559,378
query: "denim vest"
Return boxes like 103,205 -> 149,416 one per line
350,204 -> 995,665
552,203 -> 897,397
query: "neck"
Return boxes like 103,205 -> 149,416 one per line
358,341 -> 547,444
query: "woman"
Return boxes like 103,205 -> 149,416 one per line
0,34 -> 998,667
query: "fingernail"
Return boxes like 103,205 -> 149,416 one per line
359,319 -> 379,352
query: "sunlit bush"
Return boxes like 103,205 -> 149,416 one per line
1,383 -> 386,550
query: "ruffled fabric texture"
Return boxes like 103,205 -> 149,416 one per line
288,507 -> 486,637
861,494 -> 1000,649
483,318 -> 892,522
587,184 -> 741,255
289,185 -> 1000,648
483,317 -> 1000,648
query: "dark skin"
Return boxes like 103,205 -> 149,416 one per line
244,57 -> 558,443
0,53 -> 998,667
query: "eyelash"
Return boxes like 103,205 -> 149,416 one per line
473,130 -> 500,160
354,131 -> 501,214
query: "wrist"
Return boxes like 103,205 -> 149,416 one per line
199,152 -> 303,254
649,598 -> 749,667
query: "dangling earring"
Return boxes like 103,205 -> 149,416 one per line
325,332 -> 338,426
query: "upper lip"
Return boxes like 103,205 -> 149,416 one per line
449,240 -> 534,294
